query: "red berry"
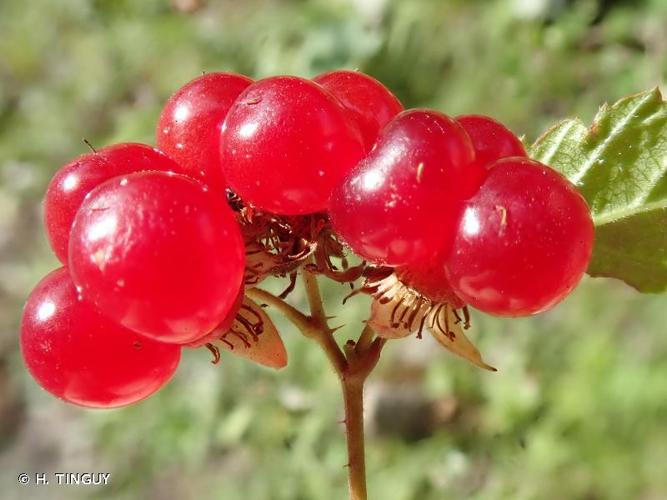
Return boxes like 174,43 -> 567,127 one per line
396,259 -> 465,308
20,268 -> 181,408
183,286 -> 244,348
329,109 -> 477,266
446,157 -> 594,316
44,143 -> 185,263
157,72 -> 253,191
220,76 -> 365,215
456,114 -> 526,167
313,70 -> 403,149
69,171 -> 245,344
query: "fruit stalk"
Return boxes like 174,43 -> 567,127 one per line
341,375 -> 367,500
300,268 -> 374,500
301,268 -> 347,375
250,265 -> 386,500
340,334 -> 384,500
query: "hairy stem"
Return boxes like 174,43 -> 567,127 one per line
342,377 -> 367,500
342,335 -> 385,500
248,269 -> 387,500
246,285 -> 347,375
300,269 -> 348,375
355,324 -> 375,354
301,267 -> 329,328
246,287 -> 312,332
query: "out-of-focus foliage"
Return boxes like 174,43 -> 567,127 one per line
1,1 -> 666,499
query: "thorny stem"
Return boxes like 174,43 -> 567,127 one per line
341,335 -> 385,500
342,376 -> 366,499
246,287 -> 312,334
301,267 -> 329,329
355,324 -> 375,354
247,266 -> 386,500
300,269 -> 349,375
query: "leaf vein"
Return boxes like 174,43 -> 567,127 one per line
537,120 -> 578,165
571,91 -> 657,185
593,198 -> 667,226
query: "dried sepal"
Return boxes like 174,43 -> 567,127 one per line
233,190 -> 365,287
307,228 -> 367,283
363,266 -> 495,371
238,205 -> 321,286
244,240 -> 312,287
214,296 -> 288,369
427,306 -> 496,372
367,272 -> 431,339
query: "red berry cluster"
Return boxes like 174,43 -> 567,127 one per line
330,112 -> 594,317
21,70 -> 594,409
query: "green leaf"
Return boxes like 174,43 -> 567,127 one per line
530,88 -> 667,293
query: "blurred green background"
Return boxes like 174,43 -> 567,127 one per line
1,0 -> 666,499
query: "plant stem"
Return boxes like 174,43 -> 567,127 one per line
248,267 -> 387,500
246,287 -> 312,332
342,376 -> 367,500
301,267 -> 329,328
355,324 -> 375,354
246,286 -> 347,375
300,269 -> 348,375
341,336 -> 385,500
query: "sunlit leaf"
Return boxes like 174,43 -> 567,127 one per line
530,88 -> 667,293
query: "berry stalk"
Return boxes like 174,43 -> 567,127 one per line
341,334 -> 385,500
300,268 -> 348,375
341,376 -> 367,500
248,264 -> 386,500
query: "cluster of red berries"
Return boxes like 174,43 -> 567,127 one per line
20,70 -> 594,409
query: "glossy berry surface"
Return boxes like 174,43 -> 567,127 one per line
157,72 -> 252,191
220,76 -> 365,215
446,157 -> 594,316
313,70 -> 403,149
396,258 -> 465,308
69,171 -> 245,344
44,142 -> 185,264
184,285 -> 244,348
456,114 -> 526,167
20,268 -> 181,408
329,109 -> 477,266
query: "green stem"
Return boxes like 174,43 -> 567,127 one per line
342,376 -> 367,500
246,286 -> 347,375
301,267 -> 329,329
248,269 -> 387,500
355,324 -> 375,354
